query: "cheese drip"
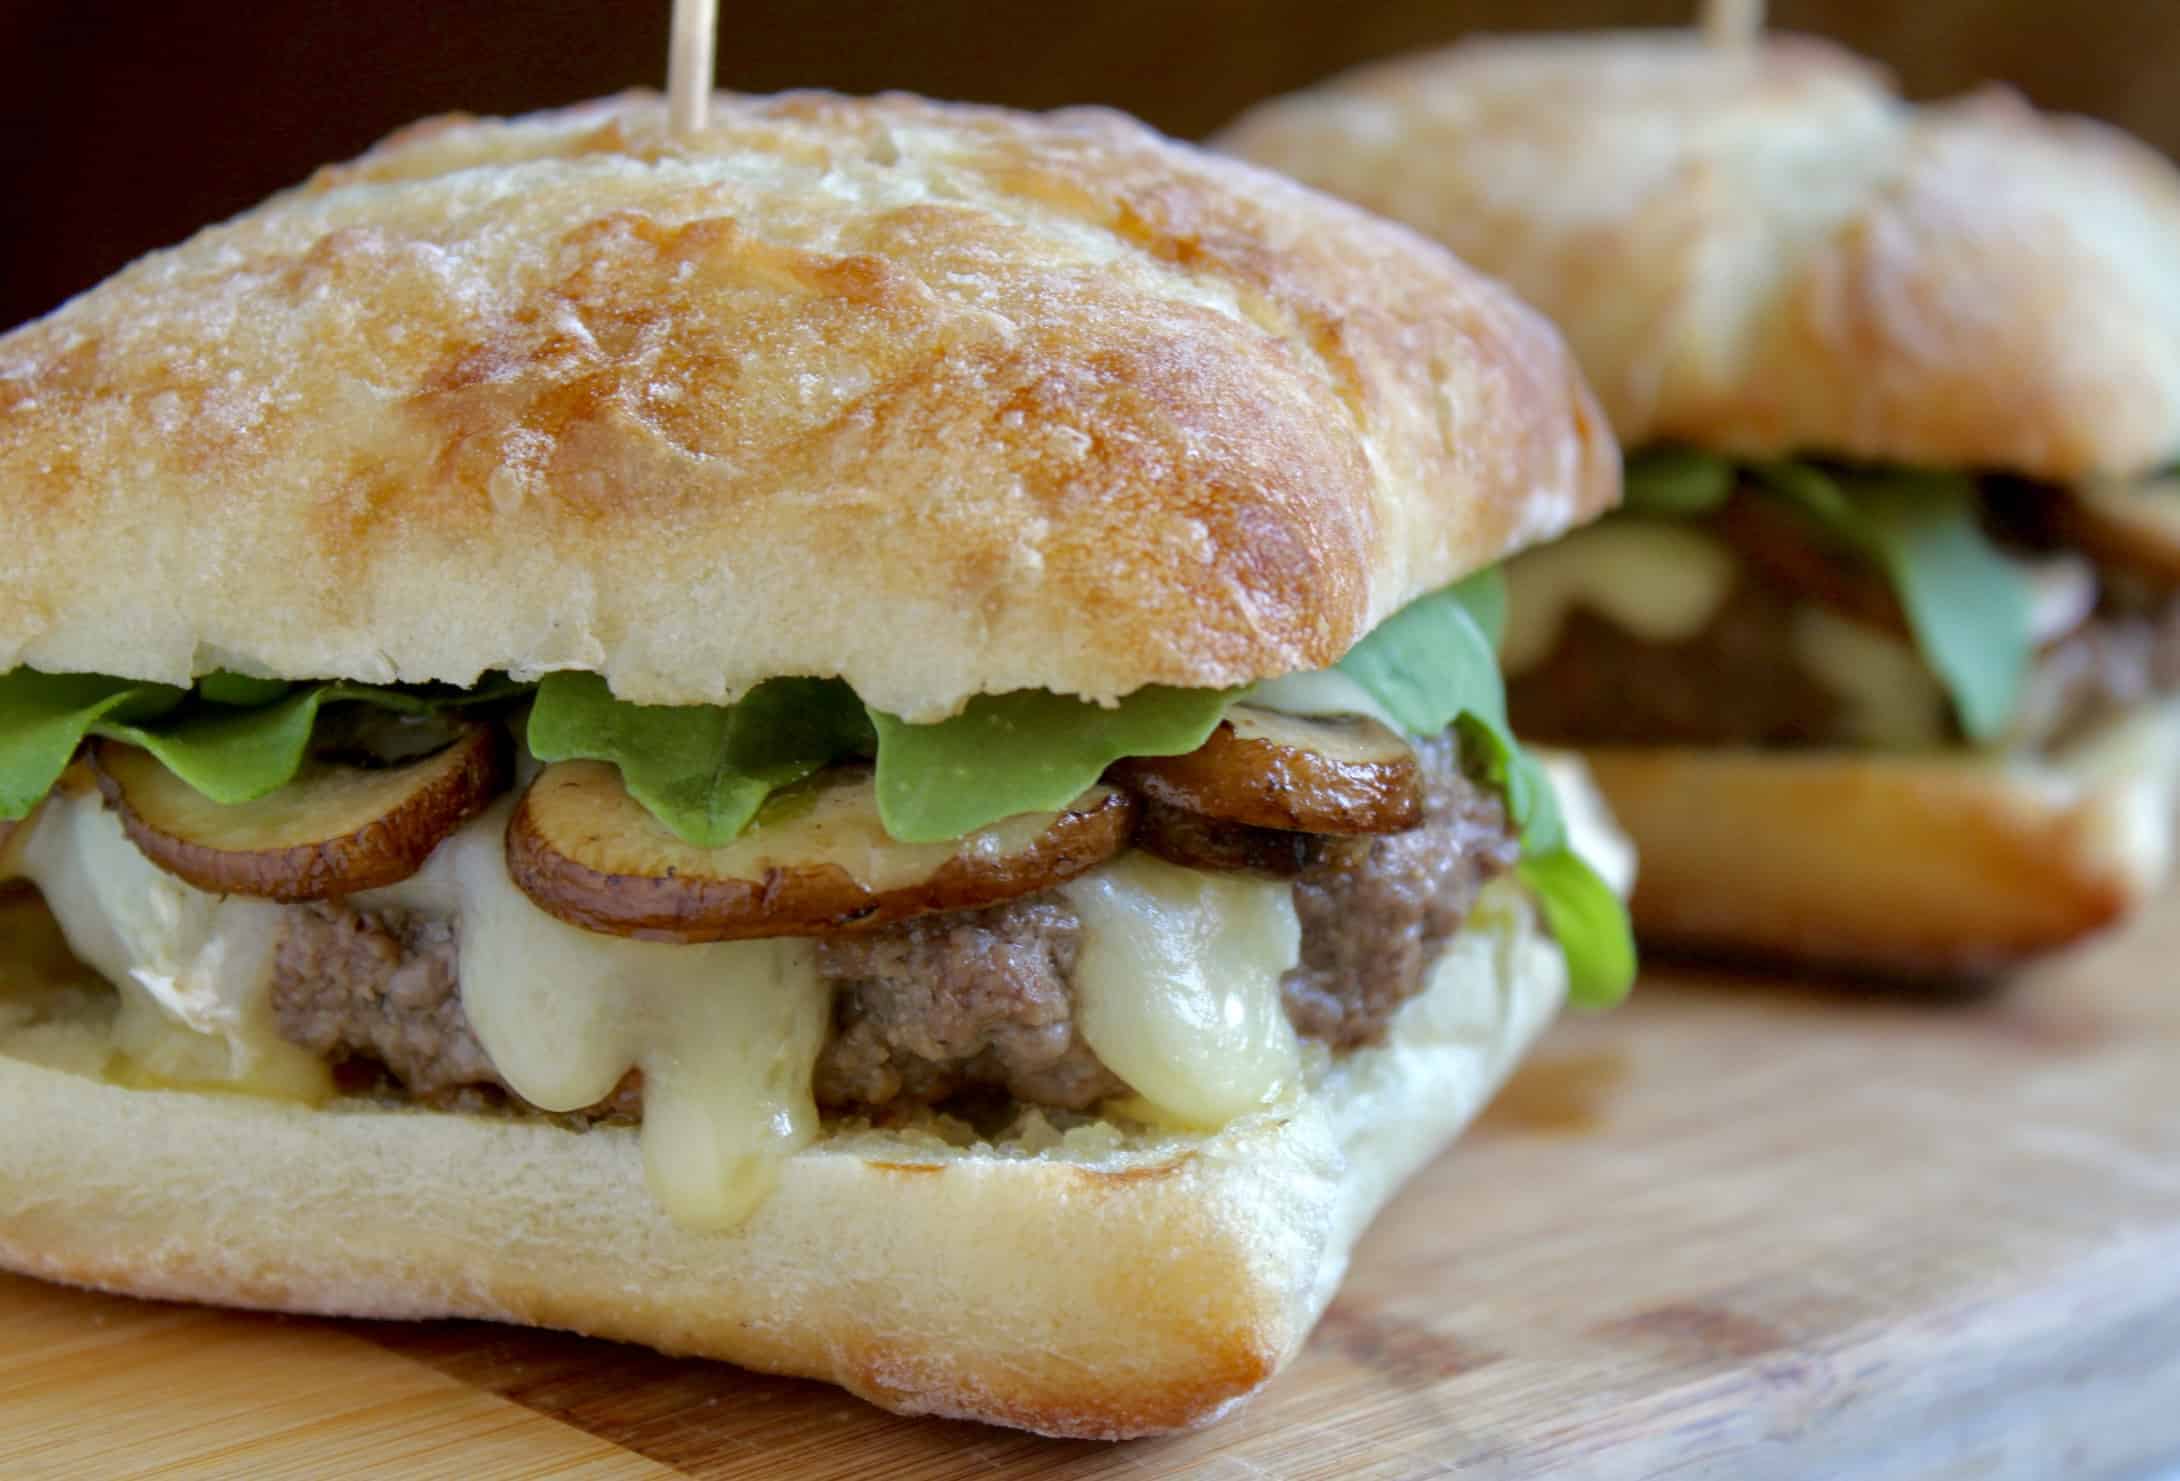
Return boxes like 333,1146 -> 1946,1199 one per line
1500,521 -> 1739,676
1060,853 -> 1301,1129
9,778 -> 1335,1230
2015,549 -> 2097,646
1242,670 -> 1404,732
1789,605 -> 1950,748
13,792 -> 331,1099
366,800 -> 830,1231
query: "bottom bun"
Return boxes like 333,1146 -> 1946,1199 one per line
1583,702 -> 2180,978
0,875 -> 1565,1440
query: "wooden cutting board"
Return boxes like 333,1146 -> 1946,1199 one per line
9,897 -> 2180,1480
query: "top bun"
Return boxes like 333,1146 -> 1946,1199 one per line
1220,33 -> 2180,481
0,91 -> 1613,718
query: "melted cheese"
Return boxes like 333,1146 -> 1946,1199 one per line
2013,549 -> 2098,645
1242,670 -> 1404,732
0,886 -> 126,1080
9,786 -> 1338,1232
13,793 -> 331,1099
1059,852 -> 1301,1129
1789,605 -> 1950,748
1500,521 -> 1740,676
366,800 -> 830,1231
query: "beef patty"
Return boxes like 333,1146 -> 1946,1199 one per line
269,732 -> 1516,1118
1510,574 -> 2180,753
1508,579 -> 1846,748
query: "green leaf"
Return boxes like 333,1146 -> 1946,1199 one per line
195,671 -> 294,708
1857,480 -> 2033,743
1337,570 -> 1563,839
527,672 -> 873,848
1336,570 -> 1510,737
1451,567 -> 1508,651
1750,460 -> 1852,524
116,689 -> 331,803
0,668 -> 534,819
1518,847 -> 1637,1007
0,672 -> 185,818
870,687 -> 1234,844
1753,464 -> 2031,741
1623,448 -> 1735,517
1336,574 -> 1632,1001
114,675 -> 536,806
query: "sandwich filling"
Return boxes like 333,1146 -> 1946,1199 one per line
1503,453 -> 2180,759
0,575 -> 1632,1230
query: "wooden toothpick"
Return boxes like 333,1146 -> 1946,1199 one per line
1701,0 -> 1764,50
668,0 -> 720,135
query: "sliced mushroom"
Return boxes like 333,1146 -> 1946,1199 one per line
1108,705 -> 1422,835
89,723 -> 510,900
1725,488 -> 2102,650
508,761 -> 1137,943
1717,490 -> 1907,637
2055,477 -> 2180,590
1132,798 -> 1349,878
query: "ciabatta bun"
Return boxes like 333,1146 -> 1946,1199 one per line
1219,33 -> 2180,480
0,91 -> 1615,719
1582,705 -> 2180,977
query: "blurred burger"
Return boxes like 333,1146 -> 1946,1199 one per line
1223,32 -> 2180,975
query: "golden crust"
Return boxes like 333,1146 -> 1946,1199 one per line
0,91 -> 1615,717
1579,704 -> 2180,976
1220,32 -> 2180,479
0,883 -> 1567,1439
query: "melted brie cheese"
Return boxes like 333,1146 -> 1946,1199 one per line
1242,670 -> 1404,732
14,793 -> 331,1099
1500,521 -> 1740,676
1059,853 -> 1301,1129
366,800 -> 830,1231
1789,605 -> 1950,748
9,783 -> 1341,1232
2013,548 -> 2098,646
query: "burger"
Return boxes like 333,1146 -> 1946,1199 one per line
1223,33 -> 2180,975
0,92 -> 1630,1435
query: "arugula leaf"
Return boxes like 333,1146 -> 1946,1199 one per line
128,688 -> 332,801
1336,570 -> 1510,738
0,672 -> 185,818
1335,574 -> 1632,1004
526,678 -> 1230,846
194,671 -> 294,708
1451,567 -> 1508,651
1623,448 -> 1735,517
1753,464 -> 2030,740
120,675 -> 533,806
1336,570 -> 1559,839
870,687 -> 1234,844
0,668 -> 531,819
1625,453 -> 2034,741
1517,848 -> 1637,1007
527,673 -> 873,848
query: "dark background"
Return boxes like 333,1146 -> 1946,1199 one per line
5,0 -> 2176,331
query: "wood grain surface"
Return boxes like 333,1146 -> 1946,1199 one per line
9,900 -> 2180,1478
